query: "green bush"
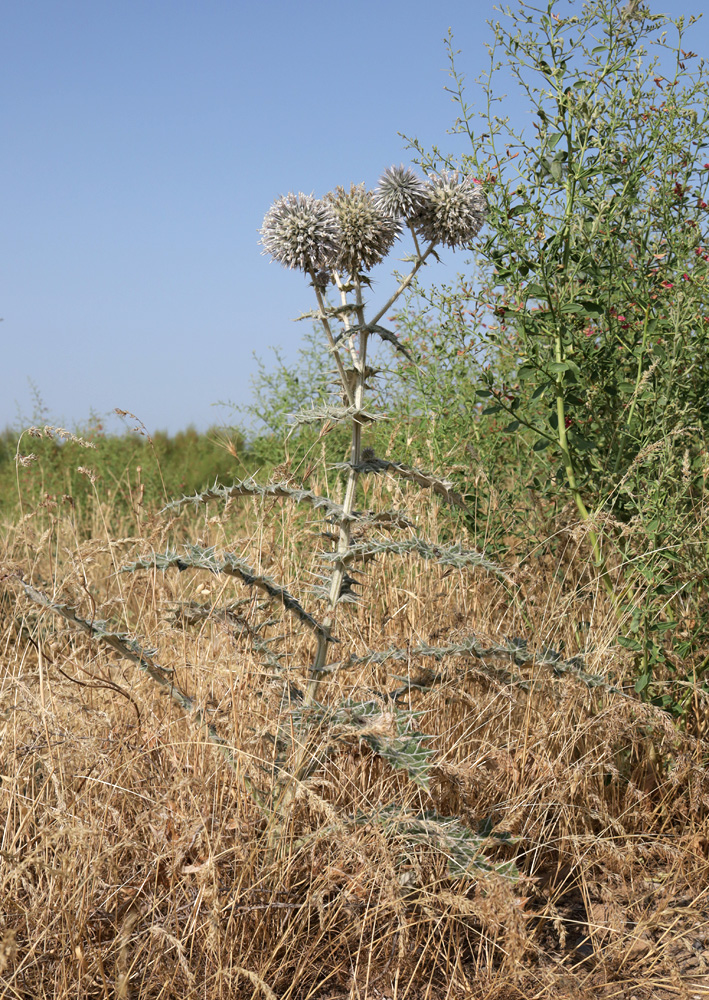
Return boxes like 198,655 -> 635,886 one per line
394,0 -> 709,713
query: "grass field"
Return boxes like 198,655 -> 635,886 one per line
2,421 -> 709,1000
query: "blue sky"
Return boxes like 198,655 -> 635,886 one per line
3,1 -> 708,435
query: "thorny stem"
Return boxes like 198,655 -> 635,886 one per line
269,243 -> 438,846
309,271 -> 355,406
267,278 -> 366,842
369,241 -> 437,330
332,270 -> 359,367
270,272 -> 370,851
307,273 -> 369,702
306,243 -> 437,702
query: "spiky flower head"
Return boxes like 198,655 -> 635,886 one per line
374,164 -> 431,222
260,192 -> 340,272
414,172 -> 488,249
327,183 -> 401,274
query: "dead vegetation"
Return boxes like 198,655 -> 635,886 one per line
1,467 -> 709,1000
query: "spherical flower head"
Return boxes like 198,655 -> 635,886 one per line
327,183 -> 402,274
414,172 -> 488,249
374,164 -> 431,222
260,192 -> 340,272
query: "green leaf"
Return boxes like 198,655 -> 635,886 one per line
651,620 -> 678,634
618,636 -> 643,652
570,434 -> 596,452
635,673 -> 651,693
508,202 -> 533,217
503,421 -> 521,432
532,437 -> 551,451
577,300 -> 604,315
525,283 -> 548,299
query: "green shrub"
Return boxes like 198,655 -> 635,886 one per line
395,0 -> 709,713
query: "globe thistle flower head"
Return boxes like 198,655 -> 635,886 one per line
413,172 -> 488,249
328,183 -> 402,274
260,192 -> 340,272
374,164 -> 431,222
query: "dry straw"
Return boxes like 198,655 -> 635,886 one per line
5,158 -> 709,998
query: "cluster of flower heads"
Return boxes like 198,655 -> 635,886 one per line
259,164 -> 487,275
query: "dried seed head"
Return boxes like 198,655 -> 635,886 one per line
328,183 -> 401,274
260,193 -> 340,272
414,171 -> 488,249
374,164 -> 431,221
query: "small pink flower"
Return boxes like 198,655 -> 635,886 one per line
661,280 -> 674,288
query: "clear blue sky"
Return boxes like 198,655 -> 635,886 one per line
3,1 -> 707,435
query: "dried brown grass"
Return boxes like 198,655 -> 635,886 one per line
1,469 -> 709,1000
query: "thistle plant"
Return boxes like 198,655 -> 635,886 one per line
16,166 -> 533,879
259,169 -> 487,700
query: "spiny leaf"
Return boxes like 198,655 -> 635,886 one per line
356,805 -> 519,879
343,321 -> 414,360
120,545 -> 334,641
322,537 -> 510,582
162,478 -> 411,529
162,478 -> 359,523
290,404 -> 387,428
330,637 -> 621,697
360,731 -> 433,789
335,455 -> 469,512
295,302 -> 359,322
287,699 -> 434,789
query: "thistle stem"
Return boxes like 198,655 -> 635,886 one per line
368,241 -> 437,329
309,270 -> 355,406
307,273 -> 368,702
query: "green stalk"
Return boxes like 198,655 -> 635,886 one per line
614,303 -> 652,474
554,69 -> 615,600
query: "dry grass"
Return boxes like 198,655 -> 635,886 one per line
1,467 -> 709,1000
